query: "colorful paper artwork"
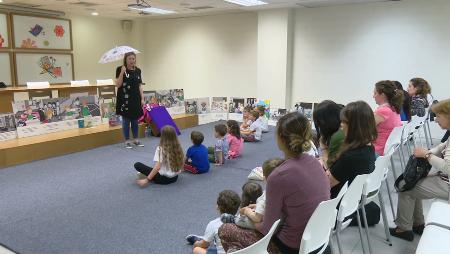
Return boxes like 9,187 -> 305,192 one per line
245,98 -> 257,109
0,34 -> 4,47
294,102 -> 313,120
211,97 -> 228,113
39,56 -> 62,78
0,113 -> 17,141
229,98 -> 245,114
29,24 -> 43,37
185,98 -> 210,114
54,25 -> 65,37
12,100 -> 43,127
21,38 -> 37,48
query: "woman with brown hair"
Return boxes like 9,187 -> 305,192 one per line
408,78 -> 431,117
328,101 -> 378,198
373,80 -> 403,156
391,99 -> 450,241
219,112 -> 330,254
115,52 -> 145,149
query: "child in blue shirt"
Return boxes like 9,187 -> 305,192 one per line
184,131 -> 210,174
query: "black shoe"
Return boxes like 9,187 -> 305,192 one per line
413,224 -> 425,235
389,227 -> 414,241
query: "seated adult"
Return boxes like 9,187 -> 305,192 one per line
390,99 -> 450,241
407,78 -> 431,117
313,100 -> 345,169
219,112 -> 330,254
328,101 -> 377,198
373,80 -> 403,156
393,81 -> 412,121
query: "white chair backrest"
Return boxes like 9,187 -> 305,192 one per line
363,155 -> 390,195
70,80 -> 90,86
96,79 -> 114,85
337,174 -> 370,222
229,219 -> 281,254
26,81 -> 50,89
401,120 -> 416,143
384,125 -> 404,155
300,183 -> 348,254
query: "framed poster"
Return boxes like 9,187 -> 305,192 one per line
15,52 -> 74,85
0,12 -> 10,48
12,14 -> 72,50
0,113 -> 17,141
0,52 -> 13,86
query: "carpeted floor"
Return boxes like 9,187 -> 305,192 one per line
0,122 -> 284,254
0,122 -> 428,254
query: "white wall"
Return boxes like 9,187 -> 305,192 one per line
292,0 -> 450,108
257,9 -> 294,108
141,13 -> 257,99
69,14 -> 144,83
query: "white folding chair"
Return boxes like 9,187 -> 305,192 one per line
360,156 -> 393,254
300,182 -> 348,254
384,125 -> 405,180
415,225 -> 450,254
425,201 -> 450,230
334,174 -> 370,254
229,219 -> 281,254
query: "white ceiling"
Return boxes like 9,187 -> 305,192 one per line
0,0 -> 398,19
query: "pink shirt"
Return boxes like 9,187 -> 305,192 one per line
374,105 -> 402,155
226,134 -> 243,159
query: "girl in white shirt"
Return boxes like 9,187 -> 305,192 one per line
135,125 -> 184,186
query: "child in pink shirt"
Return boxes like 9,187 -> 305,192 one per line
226,120 -> 244,159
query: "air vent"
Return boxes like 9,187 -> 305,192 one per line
70,1 -> 99,7
189,6 -> 214,11
7,2 -> 41,8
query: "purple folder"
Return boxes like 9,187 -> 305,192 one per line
148,106 -> 181,135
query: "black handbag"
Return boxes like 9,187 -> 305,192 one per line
394,156 -> 432,192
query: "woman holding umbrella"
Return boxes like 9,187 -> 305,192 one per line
116,52 -> 145,148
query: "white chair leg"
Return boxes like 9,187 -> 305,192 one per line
356,209 -> 367,254
361,197 -> 373,254
390,157 -> 398,180
423,124 -> 431,149
335,223 -> 343,254
426,120 -> 433,146
384,178 -> 396,219
378,192 -> 393,246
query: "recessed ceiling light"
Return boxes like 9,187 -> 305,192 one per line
91,12 -> 99,16
129,6 -> 175,14
224,0 -> 267,7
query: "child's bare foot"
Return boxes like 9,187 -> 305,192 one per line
136,178 -> 149,187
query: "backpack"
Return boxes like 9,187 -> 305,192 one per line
394,156 -> 432,192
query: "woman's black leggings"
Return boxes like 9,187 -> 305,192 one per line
134,162 -> 178,185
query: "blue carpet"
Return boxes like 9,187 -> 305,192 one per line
0,122 -> 282,254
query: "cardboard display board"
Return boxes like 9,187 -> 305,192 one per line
12,96 -> 101,138
211,97 -> 228,121
156,89 -> 185,116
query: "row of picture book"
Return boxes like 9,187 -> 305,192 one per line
0,88 -> 318,141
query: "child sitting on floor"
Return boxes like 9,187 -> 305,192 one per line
186,190 -> 241,254
135,125 -> 184,186
226,120 -> 244,159
241,110 -> 263,142
239,106 -> 253,130
256,105 -> 269,133
184,131 -> 210,174
222,158 -> 284,229
208,124 -> 229,165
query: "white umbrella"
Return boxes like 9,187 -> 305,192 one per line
98,46 -> 140,64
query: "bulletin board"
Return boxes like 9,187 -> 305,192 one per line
0,52 -> 13,86
12,14 -> 72,50
15,52 -> 74,85
0,12 -> 10,48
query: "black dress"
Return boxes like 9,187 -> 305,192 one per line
115,67 -> 143,120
